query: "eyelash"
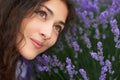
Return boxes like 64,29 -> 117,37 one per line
35,10 -> 47,20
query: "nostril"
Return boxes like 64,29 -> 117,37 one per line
41,33 -> 45,36
40,32 -> 51,40
41,33 -> 46,38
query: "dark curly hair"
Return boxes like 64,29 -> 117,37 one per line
0,0 -> 75,80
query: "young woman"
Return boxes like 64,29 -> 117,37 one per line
0,0 -> 75,80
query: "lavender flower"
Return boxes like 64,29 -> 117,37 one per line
90,51 -> 104,65
105,60 -> 111,67
37,65 -> 49,72
101,66 -> 108,74
72,41 -> 80,51
98,10 -> 109,24
99,73 -> 106,80
99,66 -> 108,80
102,34 -> 106,39
97,41 -> 103,52
90,52 -> 99,61
66,57 -> 77,80
110,19 -> 120,42
72,25 -> 77,36
79,69 -> 89,80
99,56 -> 104,66
51,55 -> 64,70
82,33 -> 91,48
99,60 -> 113,80
112,56 -> 115,61
115,40 -> 120,48
36,54 -> 64,73
53,68 -> 58,73
94,28 -> 100,39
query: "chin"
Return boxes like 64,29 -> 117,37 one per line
25,56 -> 36,60
20,51 -> 38,60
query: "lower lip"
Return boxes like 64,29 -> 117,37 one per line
31,39 -> 42,48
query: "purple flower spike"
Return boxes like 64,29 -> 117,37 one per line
66,57 -> 76,80
105,60 -> 111,67
97,41 -> 103,52
115,40 -> 120,48
72,41 -> 80,51
90,52 -> 99,61
79,69 -> 89,80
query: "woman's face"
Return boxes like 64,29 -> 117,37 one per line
17,0 -> 68,60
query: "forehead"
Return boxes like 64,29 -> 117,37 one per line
42,0 -> 68,22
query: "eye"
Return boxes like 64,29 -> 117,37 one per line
35,10 -> 47,19
54,25 -> 62,33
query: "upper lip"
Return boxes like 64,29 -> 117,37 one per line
30,38 -> 43,47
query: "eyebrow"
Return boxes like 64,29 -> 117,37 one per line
40,5 -> 66,26
40,5 -> 53,16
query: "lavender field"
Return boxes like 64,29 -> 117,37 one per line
29,0 -> 120,80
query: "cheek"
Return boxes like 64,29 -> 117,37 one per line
47,35 -> 58,48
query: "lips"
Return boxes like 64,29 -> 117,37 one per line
30,38 -> 43,48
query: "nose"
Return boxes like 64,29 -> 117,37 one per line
39,24 -> 53,40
